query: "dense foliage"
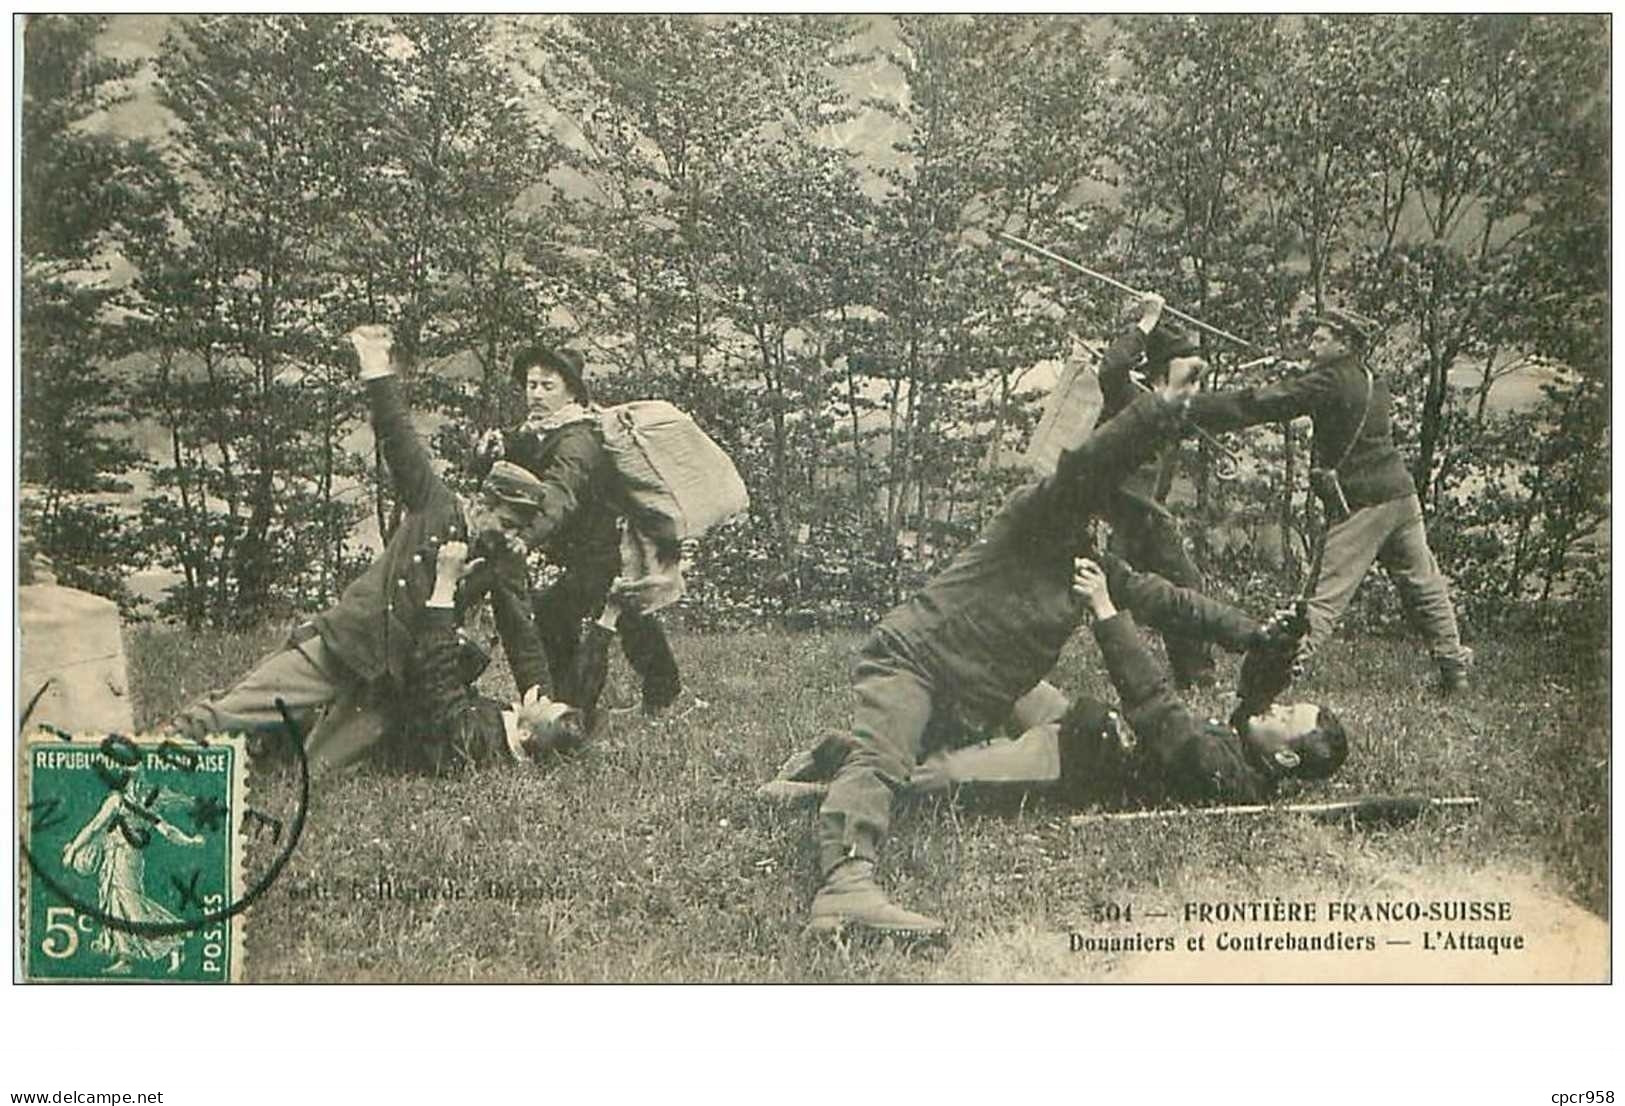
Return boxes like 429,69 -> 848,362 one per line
19,14 -> 1609,629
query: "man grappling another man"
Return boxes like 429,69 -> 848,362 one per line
794,303 -> 1346,943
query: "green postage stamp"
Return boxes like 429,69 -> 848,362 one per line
19,729 -> 249,983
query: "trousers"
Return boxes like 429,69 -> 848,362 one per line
534,567 -> 681,707
1310,494 -> 1469,668
816,634 -> 952,875
170,634 -> 390,775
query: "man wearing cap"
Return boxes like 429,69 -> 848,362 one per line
802,347 -> 1210,943
472,345 -> 682,718
170,326 -> 557,773
1187,307 -> 1472,693
762,558 -> 1345,811
1094,293 -> 1217,689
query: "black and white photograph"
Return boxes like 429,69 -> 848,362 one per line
12,8 -> 1610,1010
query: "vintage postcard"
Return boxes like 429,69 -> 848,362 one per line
13,12 -> 1609,987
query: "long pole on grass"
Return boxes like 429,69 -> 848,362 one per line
1068,795 -> 1480,827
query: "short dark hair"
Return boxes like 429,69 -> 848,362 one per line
1144,321 -> 1200,369
1288,705 -> 1348,780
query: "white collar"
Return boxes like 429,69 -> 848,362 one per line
528,402 -> 597,433
501,709 -> 526,762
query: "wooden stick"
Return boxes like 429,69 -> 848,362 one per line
996,230 -> 1264,352
1068,795 -> 1480,827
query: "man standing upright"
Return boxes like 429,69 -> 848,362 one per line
471,345 -> 683,717
1188,307 -> 1471,693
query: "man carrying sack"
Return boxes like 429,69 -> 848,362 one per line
471,345 -> 685,720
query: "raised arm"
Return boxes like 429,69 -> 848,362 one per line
1045,349 -> 1200,518
1098,294 -> 1166,418
412,541 -> 518,751
1073,559 -> 1267,803
347,326 -> 445,514
1097,550 -> 1262,655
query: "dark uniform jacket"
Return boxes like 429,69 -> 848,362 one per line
1090,323 -> 1212,686
314,376 -> 549,696
1060,611 -> 1277,805
1097,325 -> 1156,425
404,606 -> 509,768
1187,350 -> 1415,511
875,390 -> 1189,726
472,418 -> 622,576
1096,325 -> 1167,500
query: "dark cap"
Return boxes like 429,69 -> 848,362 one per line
1308,306 -> 1381,350
482,459 -> 548,515
513,344 -> 591,405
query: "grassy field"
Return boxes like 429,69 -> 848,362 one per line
125,612 -> 1610,982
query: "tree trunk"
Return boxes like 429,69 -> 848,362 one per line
1414,354 -> 1449,509
1279,421 -> 1298,580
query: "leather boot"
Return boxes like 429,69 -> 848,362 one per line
1436,648 -> 1473,695
806,859 -> 947,943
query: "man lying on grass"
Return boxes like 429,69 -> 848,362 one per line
170,326 -> 566,775
802,330 -> 1217,944
409,539 -> 585,769
761,556 -> 1345,815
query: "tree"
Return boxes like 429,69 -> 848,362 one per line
1351,14 -> 1609,506
698,18 -> 868,565
860,16 -> 1111,537
524,15 -> 780,406
331,15 -> 564,522
126,14 -> 388,624
1099,15 -> 1290,573
19,15 -> 153,601
24,13 -> 1605,631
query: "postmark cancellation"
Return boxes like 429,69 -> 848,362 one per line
19,729 -> 251,983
